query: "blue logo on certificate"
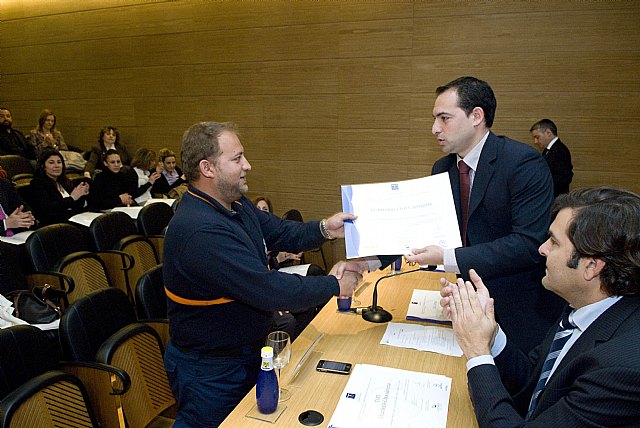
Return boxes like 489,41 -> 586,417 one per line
391,183 -> 399,190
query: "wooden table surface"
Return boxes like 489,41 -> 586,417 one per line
220,266 -> 478,428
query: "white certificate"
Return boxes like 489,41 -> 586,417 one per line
341,174 -> 461,258
328,364 -> 452,428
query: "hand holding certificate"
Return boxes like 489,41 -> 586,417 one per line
341,174 -> 461,258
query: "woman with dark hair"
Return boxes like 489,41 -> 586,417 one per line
27,109 -> 68,155
253,195 -> 273,213
151,148 -> 187,196
83,126 -> 131,178
29,148 -> 89,226
88,149 -> 134,210
126,147 -> 161,204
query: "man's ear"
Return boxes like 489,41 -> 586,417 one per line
471,107 -> 485,127
583,257 -> 606,281
199,159 -> 216,179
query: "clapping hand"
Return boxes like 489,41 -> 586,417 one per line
6,205 -> 35,230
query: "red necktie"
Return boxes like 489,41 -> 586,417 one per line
458,160 -> 470,246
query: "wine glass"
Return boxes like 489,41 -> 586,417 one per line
266,331 -> 292,402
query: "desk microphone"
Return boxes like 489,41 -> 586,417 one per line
362,265 -> 437,323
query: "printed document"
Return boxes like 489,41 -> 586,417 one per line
380,322 -> 462,357
341,174 -> 461,258
328,364 -> 451,428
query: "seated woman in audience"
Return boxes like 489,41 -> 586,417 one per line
151,148 -> 186,196
29,148 -> 90,226
88,150 -> 134,210
27,109 -> 68,155
126,147 -> 161,205
84,126 -> 131,178
253,195 -> 273,213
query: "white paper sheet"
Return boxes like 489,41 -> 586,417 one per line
0,230 -> 33,245
111,206 -> 143,219
327,364 -> 452,428
380,322 -> 462,357
278,264 -> 311,276
406,289 -> 451,325
145,198 -> 176,207
341,174 -> 461,258
68,211 -> 103,227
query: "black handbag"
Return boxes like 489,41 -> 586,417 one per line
6,285 -> 66,324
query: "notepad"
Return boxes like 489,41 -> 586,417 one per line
406,289 -> 451,325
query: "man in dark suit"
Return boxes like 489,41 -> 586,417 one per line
403,76 -> 564,352
0,177 -> 35,236
0,176 -> 36,295
530,119 -> 573,197
0,107 -> 36,160
442,187 -> 640,426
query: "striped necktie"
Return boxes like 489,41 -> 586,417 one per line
526,308 -> 575,419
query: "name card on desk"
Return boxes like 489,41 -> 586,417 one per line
406,289 -> 451,325
328,364 -> 451,428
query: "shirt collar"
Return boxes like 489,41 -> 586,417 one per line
457,131 -> 489,171
187,185 -> 243,218
569,295 -> 622,332
546,137 -> 559,150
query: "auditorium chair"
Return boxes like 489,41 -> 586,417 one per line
282,209 -> 328,272
0,325 -> 130,428
0,154 -> 34,180
135,263 -> 166,320
25,223 -> 133,304
58,288 -> 174,427
90,212 -> 160,305
136,202 -> 174,262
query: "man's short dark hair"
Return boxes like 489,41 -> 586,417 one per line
551,187 -> 640,296
436,76 -> 497,128
181,122 -> 238,182
530,118 -> 558,136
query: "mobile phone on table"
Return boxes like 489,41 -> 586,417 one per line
316,359 -> 352,375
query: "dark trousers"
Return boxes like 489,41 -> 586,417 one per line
164,341 -> 261,427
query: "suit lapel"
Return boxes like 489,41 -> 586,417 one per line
554,297 -> 639,375
468,133 -> 497,219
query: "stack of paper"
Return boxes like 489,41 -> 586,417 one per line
328,364 -> 452,428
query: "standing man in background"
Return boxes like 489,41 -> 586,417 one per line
403,76 -> 565,353
530,118 -> 573,197
163,121 -> 361,427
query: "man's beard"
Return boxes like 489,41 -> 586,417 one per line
216,175 -> 248,202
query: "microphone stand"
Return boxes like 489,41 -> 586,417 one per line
362,265 -> 437,323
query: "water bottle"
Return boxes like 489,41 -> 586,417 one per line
256,346 -> 279,414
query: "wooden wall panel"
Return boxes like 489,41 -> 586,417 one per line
2,0 -> 640,268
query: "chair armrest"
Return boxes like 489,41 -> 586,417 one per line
61,361 -> 131,428
25,271 -> 75,294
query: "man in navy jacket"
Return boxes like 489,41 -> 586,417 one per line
163,121 -> 361,427
442,187 -> 640,427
